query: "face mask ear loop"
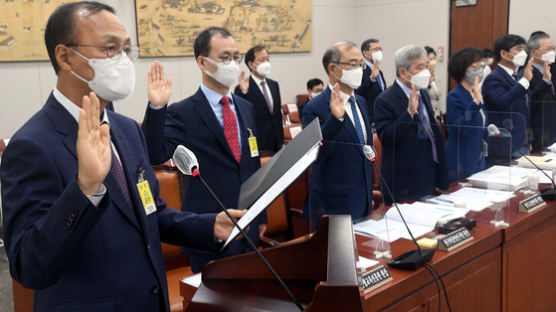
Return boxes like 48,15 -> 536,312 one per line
68,48 -> 92,84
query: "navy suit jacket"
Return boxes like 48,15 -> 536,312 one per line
527,66 -> 556,151
482,65 -> 529,155
0,94 -> 217,311
374,81 -> 448,205
356,65 -> 386,124
444,84 -> 486,182
142,88 -> 263,272
301,87 -> 373,226
234,76 -> 283,152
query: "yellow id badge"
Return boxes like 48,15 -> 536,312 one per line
247,128 -> 259,157
136,180 -> 157,216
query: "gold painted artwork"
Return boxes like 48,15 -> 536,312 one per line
135,0 -> 312,57
0,0 -> 81,62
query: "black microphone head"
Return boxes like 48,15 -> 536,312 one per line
172,145 -> 199,176
363,144 -> 376,161
502,119 -> 513,131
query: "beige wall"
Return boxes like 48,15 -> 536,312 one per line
2,0 -> 548,139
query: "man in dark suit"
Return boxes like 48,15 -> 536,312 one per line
235,45 -> 283,153
142,27 -> 265,273
483,34 -> 533,157
298,78 -> 324,117
302,42 -> 373,227
0,3 -> 241,311
525,32 -> 556,152
374,45 -> 448,205
356,39 -> 386,125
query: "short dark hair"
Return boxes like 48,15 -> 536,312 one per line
193,27 -> 232,60
425,46 -> 436,56
530,30 -> 548,38
482,48 -> 493,58
244,44 -> 267,70
45,1 -> 115,74
306,78 -> 323,90
448,47 -> 483,83
493,34 -> 526,61
361,39 -> 379,53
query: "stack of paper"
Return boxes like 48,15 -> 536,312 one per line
428,187 -> 514,212
516,155 -> 556,170
466,165 -> 553,191
354,202 -> 468,242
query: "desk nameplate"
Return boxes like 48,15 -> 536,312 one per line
361,265 -> 392,294
519,194 -> 546,213
438,227 -> 474,251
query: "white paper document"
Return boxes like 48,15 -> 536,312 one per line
466,165 -> 552,190
181,273 -> 202,288
354,202 -> 468,242
358,256 -> 379,269
429,187 -> 515,212
223,145 -> 320,248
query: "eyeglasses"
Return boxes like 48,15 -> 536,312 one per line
67,44 -> 139,61
468,63 -> 486,71
215,54 -> 243,65
335,61 -> 367,70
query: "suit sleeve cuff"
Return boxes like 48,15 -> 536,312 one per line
86,184 -> 106,207
518,78 -> 530,89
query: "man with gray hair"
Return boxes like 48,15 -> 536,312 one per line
301,42 -> 373,227
524,31 -> 556,151
374,45 -> 448,205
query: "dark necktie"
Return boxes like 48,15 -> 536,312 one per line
349,96 -> 365,145
110,146 -> 132,207
221,96 -> 241,163
260,81 -> 273,113
418,97 -> 438,163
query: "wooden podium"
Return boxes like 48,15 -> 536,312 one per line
182,215 -> 364,311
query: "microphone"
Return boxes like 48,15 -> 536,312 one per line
487,124 -> 556,199
172,145 -> 304,311
363,145 -> 435,270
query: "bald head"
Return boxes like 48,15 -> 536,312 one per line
322,41 -> 359,75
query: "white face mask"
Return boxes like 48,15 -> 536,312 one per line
256,61 -> 272,77
203,57 -> 241,88
406,69 -> 431,89
509,50 -> 527,67
371,50 -> 383,63
541,50 -> 556,64
309,91 -> 321,99
486,58 -> 494,65
336,65 -> 363,89
70,49 -> 135,102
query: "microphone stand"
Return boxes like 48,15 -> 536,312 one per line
192,169 -> 304,311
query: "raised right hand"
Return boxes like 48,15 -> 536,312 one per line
370,60 -> 380,80
522,57 -> 534,81
77,92 -> 111,195
407,84 -> 419,117
471,76 -> 483,105
239,70 -> 250,93
330,83 -> 345,119
147,61 -> 173,107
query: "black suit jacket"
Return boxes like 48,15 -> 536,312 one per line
529,66 -> 556,151
375,81 -> 448,204
356,65 -> 386,124
142,88 -> 263,272
234,76 -> 283,152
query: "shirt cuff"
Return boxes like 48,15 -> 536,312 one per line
370,77 -> 377,82
87,184 -> 106,207
543,78 -> 552,85
149,102 -> 165,110
518,78 -> 530,89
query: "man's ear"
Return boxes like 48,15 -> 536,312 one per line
197,56 -> 206,70
247,61 -> 255,72
56,44 -> 73,72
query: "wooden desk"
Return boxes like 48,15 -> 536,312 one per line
180,196 -> 556,311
